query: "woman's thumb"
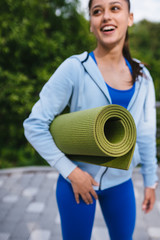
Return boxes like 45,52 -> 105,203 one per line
92,178 -> 99,186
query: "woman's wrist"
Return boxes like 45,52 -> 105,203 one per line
67,167 -> 80,182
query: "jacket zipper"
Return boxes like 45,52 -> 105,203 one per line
99,167 -> 108,190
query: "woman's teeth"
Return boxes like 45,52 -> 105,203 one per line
102,26 -> 116,32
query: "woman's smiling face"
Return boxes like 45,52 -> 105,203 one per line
89,0 -> 133,49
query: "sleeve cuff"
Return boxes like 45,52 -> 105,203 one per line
53,155 -> 77,179
142,173 -> 158,188
146,182 -> 158,189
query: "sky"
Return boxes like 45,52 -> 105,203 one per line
79,0 -> 160,22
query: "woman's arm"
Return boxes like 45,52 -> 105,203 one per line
136,74 -> 158,187
136,71 -> 158,212
24,57 -> 100,204
23,58 -> 78,178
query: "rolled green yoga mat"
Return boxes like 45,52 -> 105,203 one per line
50,105 -> 137,170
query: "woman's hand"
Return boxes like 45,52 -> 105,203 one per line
68,167 -> 99,205
142,187 -> 156,214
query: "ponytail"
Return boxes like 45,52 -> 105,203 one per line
123,30 -> 143,83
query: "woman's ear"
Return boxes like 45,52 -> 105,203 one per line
128,13 -> 134,27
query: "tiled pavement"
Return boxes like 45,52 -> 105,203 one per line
0,166 -> 160,240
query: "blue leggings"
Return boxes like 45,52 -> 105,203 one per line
56,175 -> 136,240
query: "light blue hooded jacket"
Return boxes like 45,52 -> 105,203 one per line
23,52 -> 158,190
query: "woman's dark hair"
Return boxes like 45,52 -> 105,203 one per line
89,0 -> 130,10
88,0 -> 143,83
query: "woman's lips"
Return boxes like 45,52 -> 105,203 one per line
101,25 -> 116,32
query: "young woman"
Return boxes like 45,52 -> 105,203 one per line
23,0 -> 158,239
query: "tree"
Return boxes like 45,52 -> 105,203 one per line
0,0 -> 159,168
129,20 -> 160,100
0,0 -> 95,167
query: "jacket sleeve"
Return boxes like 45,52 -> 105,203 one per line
23,58 -> 79,178
136,69 -> 158,187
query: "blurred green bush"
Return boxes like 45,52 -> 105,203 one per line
0,0 -> 159,168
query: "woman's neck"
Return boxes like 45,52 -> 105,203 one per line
93,44 -> 133,90
94,43 -> 124,67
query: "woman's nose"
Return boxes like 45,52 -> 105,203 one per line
103,9 -> 112,21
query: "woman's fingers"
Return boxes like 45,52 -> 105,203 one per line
68,167 -> 99,204
142,188 -> 156,213
83,192 -> 94,204
74,192 -> 80,204
73,183 -> 96,204
92,178 -> 100,187
90,188 -> 98,201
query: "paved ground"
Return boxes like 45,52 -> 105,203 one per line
0,166 -> 160,240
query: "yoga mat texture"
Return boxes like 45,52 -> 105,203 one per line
50,105 -> 136,170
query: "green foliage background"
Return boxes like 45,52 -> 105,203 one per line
129,20 -> 160,100
0,0 -> 159,168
